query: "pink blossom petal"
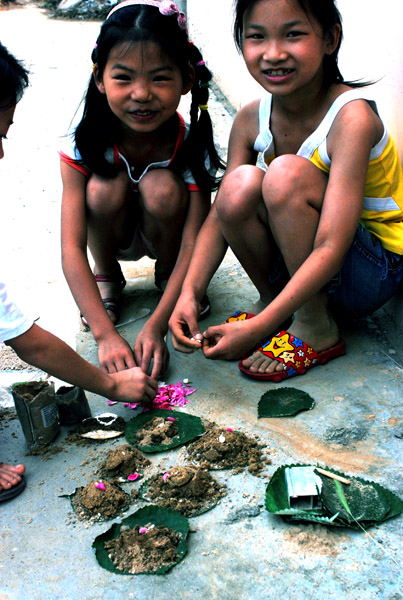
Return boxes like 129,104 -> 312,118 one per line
138,527 -> 148,534
129,403 -> 139,409
127,473 -> 140,481
167,417 -> 176,422
94,481 -> 106,491
107,400 -> 118,406
162,472 -> 170,482
226,427 -> 234,432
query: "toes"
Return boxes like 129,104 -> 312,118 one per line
0,464 -> 24,490
243,351 -> 282,374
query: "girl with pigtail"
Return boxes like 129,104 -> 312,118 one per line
60,0 -> 224,379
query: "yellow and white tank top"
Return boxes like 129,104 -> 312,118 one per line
254,89 -> 403,254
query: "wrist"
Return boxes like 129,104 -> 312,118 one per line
93,325 -> 120,344
102,374 -> 118,400
180,284 -> 203,302
142,316 -> 168,337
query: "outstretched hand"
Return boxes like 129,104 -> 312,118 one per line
169,294 -> 205,353
201,320 -> 259,360
109,367 -> 158,405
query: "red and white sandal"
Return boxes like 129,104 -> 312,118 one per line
81,265 -> 126,329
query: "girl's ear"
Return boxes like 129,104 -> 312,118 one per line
182,65 -> 195,95
93,65 -> 106,94
325,23 -> 341,55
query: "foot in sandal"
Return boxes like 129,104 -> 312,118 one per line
239,318 -> 345,381
0,463 -> 26,502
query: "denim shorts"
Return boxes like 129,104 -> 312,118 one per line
327,224 -> 403,318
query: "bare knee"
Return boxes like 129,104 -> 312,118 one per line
263,155 -> 327,213
216,165 -> 264,223
139,170 -> 188,221
86,172 -> 130,218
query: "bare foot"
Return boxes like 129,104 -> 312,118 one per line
0,462 -> 25,491
241,317 -> 340,374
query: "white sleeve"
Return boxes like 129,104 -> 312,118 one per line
0,280 -> 33,343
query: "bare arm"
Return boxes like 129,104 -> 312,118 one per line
8,324 -> 157,403
169,101 -> 260,352
60,161 -> 136,373
202,101 -> 380,358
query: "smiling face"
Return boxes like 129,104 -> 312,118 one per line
95,40 -> 193,136
0,104 -> 15,159
242,0 -> 339,98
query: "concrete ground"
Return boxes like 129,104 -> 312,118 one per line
1,5 -> 402,600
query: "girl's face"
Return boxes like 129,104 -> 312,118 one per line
242,0 -> 339,98
0,104 -> 15,160
95,40 -> 193,135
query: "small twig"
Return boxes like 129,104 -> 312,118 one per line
315,467 -> 351,485
379,349 -> 403,370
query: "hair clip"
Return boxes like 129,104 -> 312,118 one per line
107,0 -> 187,31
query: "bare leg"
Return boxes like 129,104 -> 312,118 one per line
138,169 -> 189,286
216,165 -> 285,310
242,156 -> 339,374
0,462 -> 25,491
86,171 -> 134,322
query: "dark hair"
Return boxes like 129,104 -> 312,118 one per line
0,42 -> 29,109
74,3 -> 225,190
233,0 -> 368,90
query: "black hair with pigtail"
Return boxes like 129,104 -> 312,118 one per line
74,1 -> 225,190
171,41 -> 226,191
0,42 -> 29,109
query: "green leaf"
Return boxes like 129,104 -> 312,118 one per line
318,471 -> 400,525
92,505 -> 190,575
125,409 -> 205,453
258,388 -> 315,418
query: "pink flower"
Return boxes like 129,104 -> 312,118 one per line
226,427 -> 234,432
138,527 -> 148,534
162,472 -> 170,482
127,473 -> 140,481
94,481 -> 106,491
167,417 -> 176,422
120,380 -> 196,412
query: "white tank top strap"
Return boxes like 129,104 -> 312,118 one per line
298,89 -> 379,159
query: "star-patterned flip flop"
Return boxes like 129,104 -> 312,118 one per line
238,330 -> 346,382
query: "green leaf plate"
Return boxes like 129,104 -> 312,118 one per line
265,464 -> 403,530
258,388 -> 315,418
92,505 -> 190,575
125,409 -> 205,453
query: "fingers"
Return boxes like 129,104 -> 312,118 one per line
98,338 -> 136,374
201,325 -> 224,359
110,367 -> 158,404
169,313 -> 203,354
134,339 -> 169,380
150,348 -> 169,380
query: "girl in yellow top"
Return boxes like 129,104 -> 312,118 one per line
169,0 -> 403,382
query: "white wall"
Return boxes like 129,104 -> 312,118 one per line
187,0 -> 403,159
